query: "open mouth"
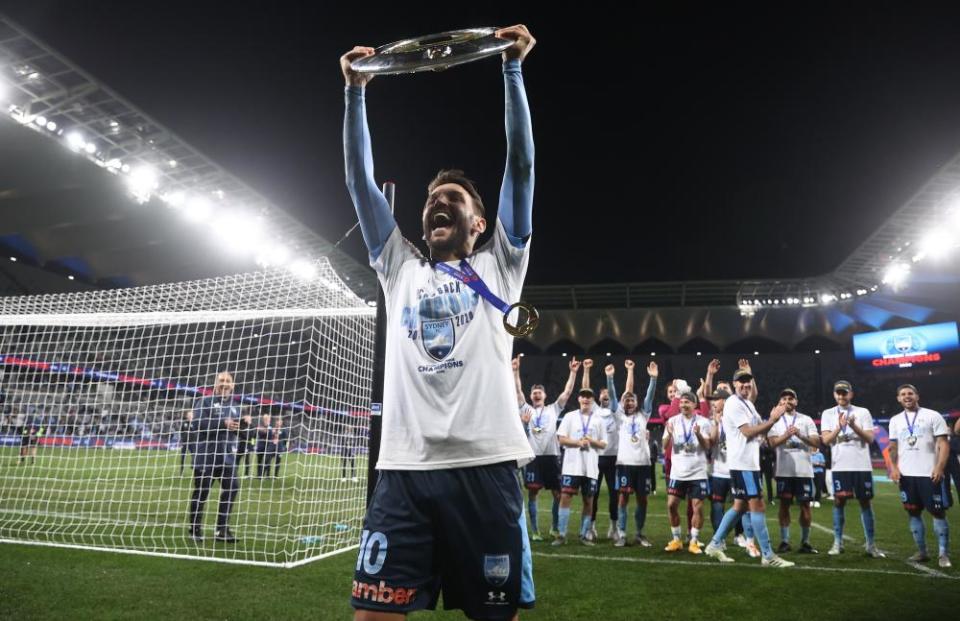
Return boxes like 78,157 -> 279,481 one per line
428,208 -> 454,234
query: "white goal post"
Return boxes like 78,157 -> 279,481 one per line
0,259 -> 375,567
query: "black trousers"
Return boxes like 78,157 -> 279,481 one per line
592,455 -> 619,522
258,449 -> 278,478
236,445 -> 251,477
814,470 -> 828,501
189,463 -> 239,531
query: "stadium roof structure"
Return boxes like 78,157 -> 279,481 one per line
0,14 -> 374,298
0,13 -> 958,315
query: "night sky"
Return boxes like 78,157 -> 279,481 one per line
7,2 -> 960,286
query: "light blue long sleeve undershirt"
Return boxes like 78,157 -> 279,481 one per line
343,59 -> 534,260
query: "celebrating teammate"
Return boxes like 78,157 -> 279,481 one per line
516,355 -> 581,541
766,388 -> 820,554
343,25 -> 537,619
555,388 -> 608,546
888,384 -> 952,568
663,392 -> 712,554
820,381 -> 884,557
610,360 -> 658,547
704,368 -> 794,567
581,358 -> 626,542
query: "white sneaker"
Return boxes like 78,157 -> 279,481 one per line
865,544 -> 886,559
705,541 -> 735,563
589,524 -> 599,541
828,541 -> 844,555
939,554 -> 952,569
762,554 -> 795,568
734,534 -> 748,548
745,539 -> 761,559
607,523 -> 617,540
613,532 -> 626,548
812,501 -> 821,508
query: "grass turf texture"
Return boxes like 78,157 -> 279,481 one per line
0,447 -> 958,620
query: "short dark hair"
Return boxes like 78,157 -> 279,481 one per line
427,169 -> 485,218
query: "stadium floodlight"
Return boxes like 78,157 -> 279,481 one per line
168,159 -> 178,168
9,256 -> 17,262
561,353 -> 567,357
216,213 -> 263,251
84,141 -> 97,155
814,349 -> 821,354
34,115 -> 47,126
65,131 -> 85,151
46,120 -> 57,131
0,257 -> 375,567
820,293 -> 836,304
161,189 -> 186,207
882,262 -> 910,286
696,351 -> 702,356
126,165 -> 159,204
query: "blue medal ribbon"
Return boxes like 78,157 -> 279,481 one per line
433,258 -> 511,314
680,415 -> 696,446
580,411 -> 594,440
904,409 -> 919,439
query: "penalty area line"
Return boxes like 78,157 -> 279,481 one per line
532,552 -> 959,580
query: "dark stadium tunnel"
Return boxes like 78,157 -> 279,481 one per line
677,336 -> 721,355
724,336 -> 789,355
792,335 -> 845,353
632,338 -> 674,356
585,338 -> 629,357
544,339 -> 586,357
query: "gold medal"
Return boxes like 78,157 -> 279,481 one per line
630,435 -> 640,444
503,301 -> 539,337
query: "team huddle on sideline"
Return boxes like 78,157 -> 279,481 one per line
514,357 -> 954,569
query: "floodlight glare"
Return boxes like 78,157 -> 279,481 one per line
217,214 -> 262,250
882,262 -> 910,286
127,166 -> 159,204
184,196 -> 214,222
84,142 -> 97,155
46,121 -> 57,131
162,190 -> 186,207
34,115 -> 47,126
256,243 -> 291,268
66,131 -> 85,151
920,229 -> 955,260
290,259 -> 317,280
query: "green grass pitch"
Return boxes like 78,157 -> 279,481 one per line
1,447 -> 959,620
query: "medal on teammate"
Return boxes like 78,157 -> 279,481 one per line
432,259 -> 539,337
629,417 -> 640,444
680,415 -> 696,454
579,411 -> 593,451
905,409 -> 919,447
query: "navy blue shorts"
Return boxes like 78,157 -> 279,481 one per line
560,474 -> 598,496
667,478 -> 708,500
616,465 -> 652,495
710,476 -> 731,502
776,476 -> 815,503
524,455 -> 561,491
351,463 -> 534,619
899,475 -> 953,513
832,471 -> 874,501
730,470 -> 763,500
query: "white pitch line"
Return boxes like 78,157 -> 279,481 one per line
906,561 -> 952,579
810,521 -> 857,543
532,551 -> 959,580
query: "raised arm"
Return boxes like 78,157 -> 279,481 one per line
341,47 -> 397,261
605,365 -> 619,413
555,356 -> 581,409
512,356 -> 527,409
494,25 -> 536,247
643,362 -> 658,414
738,358 -> 759,402
623,359 -> 636,396
581,358 -> 594,391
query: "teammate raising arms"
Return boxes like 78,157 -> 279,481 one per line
515,355 -> 581,541
555,388 -> 608,546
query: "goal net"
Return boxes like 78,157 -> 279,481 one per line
0,259 -> 375,567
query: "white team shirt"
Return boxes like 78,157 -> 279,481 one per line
372,221 -> 534,470
522,401 -> 561,456
711,415 -> 730,478
820,405 -> 874,472
616,408 -> 651,466
723,395 -> 762,472
666,413 -> 712,480
557,409 -> 608,480
767,412 -> 818,478
598,407 -> 619,457
889,407 -> 948,477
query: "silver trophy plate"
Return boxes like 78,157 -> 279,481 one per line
351,27 -> 512,75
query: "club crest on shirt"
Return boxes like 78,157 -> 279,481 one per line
421,318 -> 455,361
483,554 -> 510,587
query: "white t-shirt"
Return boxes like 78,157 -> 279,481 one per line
889,408 -> 948,477
557,409 -> 608,480
767,412 -> 818,478
711,415 -> 730,478
666,414 -> 711,480
522,401 -> 561,456
372,222 -> 534,470
723,396 -> 762,472
616,409 -> 651,466
598,407 -> 619,457
820,405 -> 874,472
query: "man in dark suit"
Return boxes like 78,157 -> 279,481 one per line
187,371 -> 245,543
178,410 -> 194,475
255,413 -> 273,478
